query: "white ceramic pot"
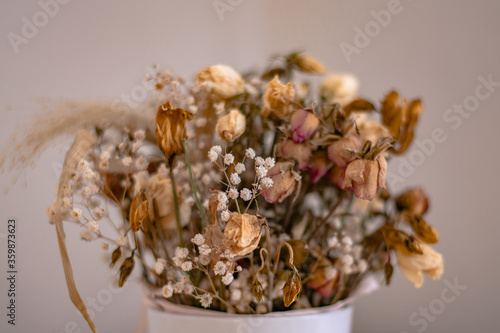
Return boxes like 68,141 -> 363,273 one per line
146,305 -> 353,333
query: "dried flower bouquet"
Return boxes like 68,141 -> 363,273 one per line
2,52 -> 443,331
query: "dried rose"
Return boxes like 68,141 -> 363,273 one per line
223,213 -> 262,256
290,109 -> 320,143
293,55 -> 326,74
196,65 -> 245,99
327,135 -> 361,169
342,155 -> 387,201
283,268 -> 302,307
262,76 -> 295,119
320,73 -> 359,105
216,109 -> 246,142
277,140 -> 311,170
129,191 -> 148,232
308,152 -> 332,183
262,162 -> 298,204
396,241 -> 443,288
395,188 -> 429,216
155,102 -> 194,162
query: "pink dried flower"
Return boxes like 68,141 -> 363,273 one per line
327,135 -> 361,169
290,109 -> 320,143
342,155 -> 387,200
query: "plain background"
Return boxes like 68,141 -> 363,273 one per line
1,0 -> 499,332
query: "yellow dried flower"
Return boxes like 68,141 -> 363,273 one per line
196,65 -> 245,99
396,241 -> 443,288
216,109 -> 246,142
223,213 -> 262,256
155,102 -> 194,162
262,76 -> 295,119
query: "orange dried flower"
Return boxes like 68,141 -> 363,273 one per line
262,76 -> 295,119
155,102 -> 194,162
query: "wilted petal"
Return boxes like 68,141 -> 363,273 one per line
342,159 -> 366,189
327,135 -> 360,169
352,160 -> 378,200
377,155 -> 387,190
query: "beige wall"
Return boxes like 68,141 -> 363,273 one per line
1,0 -> 499,332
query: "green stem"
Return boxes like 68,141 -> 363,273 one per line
182,139 -> 207,229
169,161 -> 185,247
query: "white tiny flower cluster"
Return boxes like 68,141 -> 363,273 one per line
173,247 -> 193,271
153,258 -> 167,275
207,146 -> 275,217
327,233 -> 368,275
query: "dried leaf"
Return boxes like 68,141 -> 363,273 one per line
343,98 -> 375,116
408,215 -> 439,244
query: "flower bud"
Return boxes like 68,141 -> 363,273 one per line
196,65 -> 245,99
283,268 -> 302,307
262,76 -> 295,119
118,256 -> 135,287
294,55 -> 325,74
155,102 -> 194,161
320,73 -> 358,105
277,139 -> 311,170
216,109 -> 246,142
129,191 -> 148,232
290,109 -> 320,143
262,162 -> 298,204
395,188 -> 429,216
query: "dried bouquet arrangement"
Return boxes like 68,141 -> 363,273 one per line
1,52 -> 444,331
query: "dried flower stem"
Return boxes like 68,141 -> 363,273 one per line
182,139 -> 207,228
307,191 -> 347,242
169,163 -> 185,247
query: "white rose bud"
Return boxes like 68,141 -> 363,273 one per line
216,109 -> 246,142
